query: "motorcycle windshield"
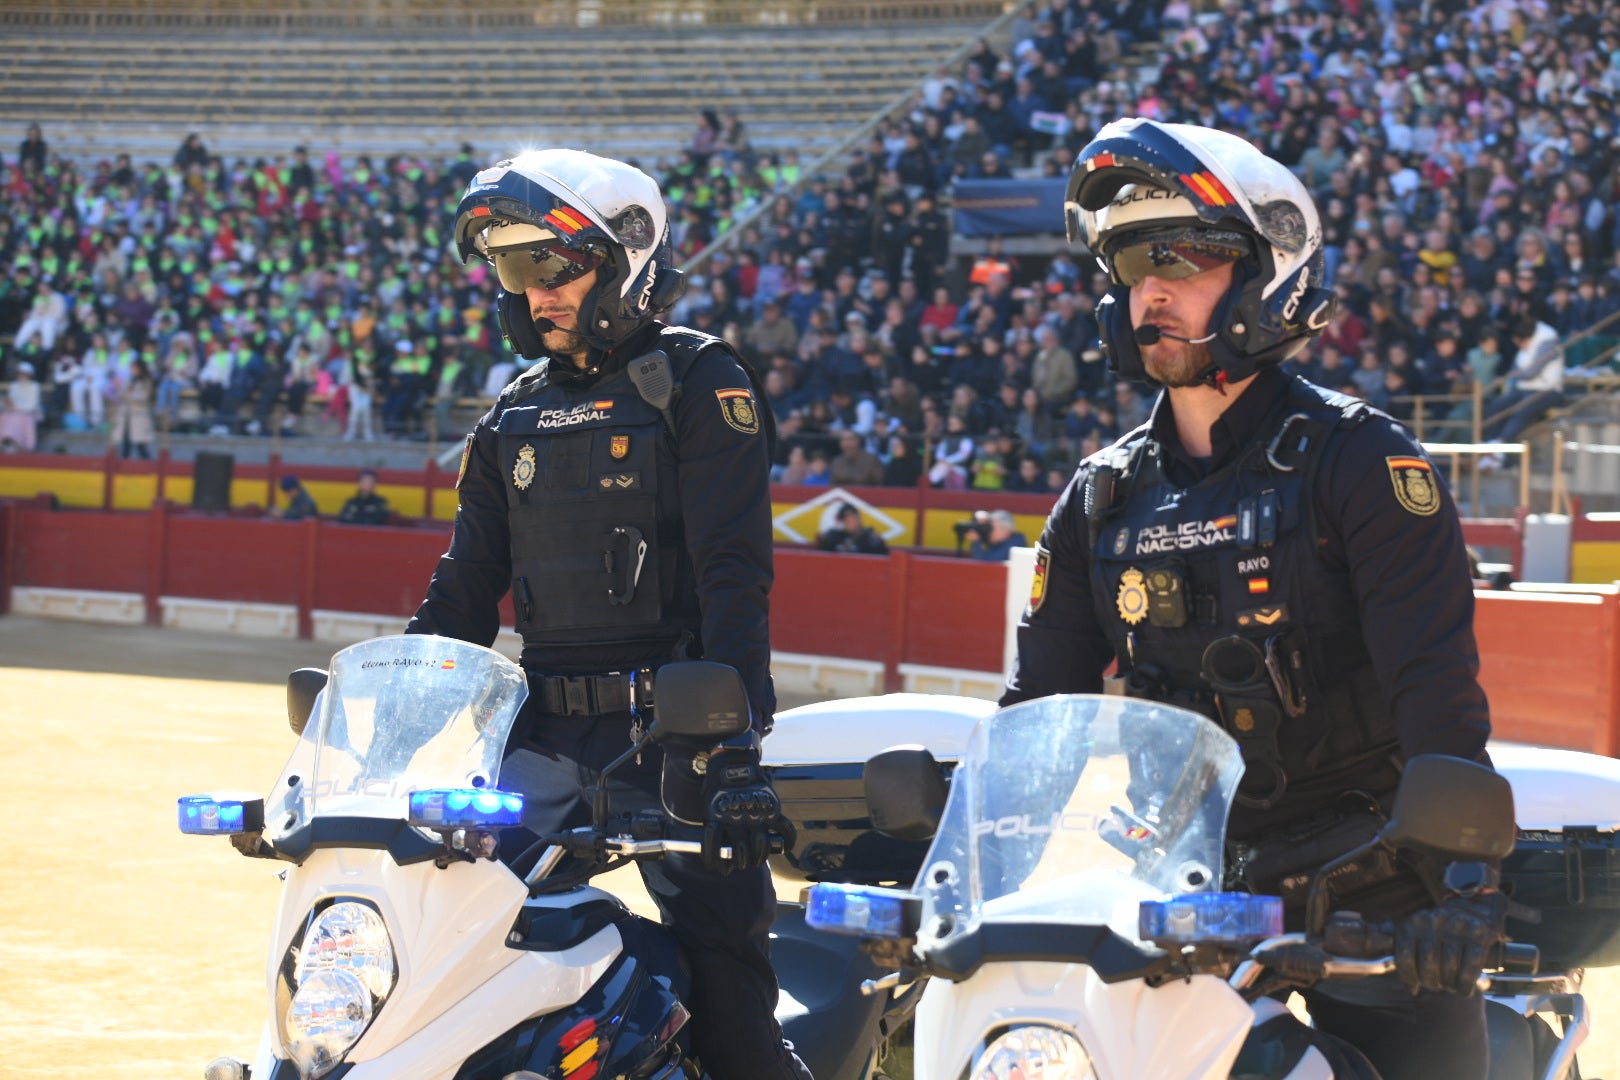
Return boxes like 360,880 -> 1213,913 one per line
915,695 -> 1244,949
302,635 -> 529,820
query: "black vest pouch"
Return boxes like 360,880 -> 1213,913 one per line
1201,634 -> 1289,809
510,494 -> 664,634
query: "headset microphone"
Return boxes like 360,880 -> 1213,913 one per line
1134,325 -> 1218,346
532,316 -> 585,338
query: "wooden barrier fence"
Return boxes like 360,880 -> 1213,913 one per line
2,499 -> 1618,749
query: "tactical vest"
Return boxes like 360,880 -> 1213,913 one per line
1085,378 -> 1400,828
495,327 -> 725,655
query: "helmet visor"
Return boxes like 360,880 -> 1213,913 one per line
1107,227 -> 1252,288
491,242 -> 609,293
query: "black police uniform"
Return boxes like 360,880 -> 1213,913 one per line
406,320 -> 810,1080
1003,366 -> 1492,1080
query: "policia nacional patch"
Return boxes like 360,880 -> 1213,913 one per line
1386,455 -> 1440,516
513,444 -> 537,491
716,388 -> 761,435
1027,547 -> 1050,615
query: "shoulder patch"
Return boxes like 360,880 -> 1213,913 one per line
455,433 -> 473,489
1027,546 -> 1051,616
1386,456 -> 1440,516
716,388 -> 760,435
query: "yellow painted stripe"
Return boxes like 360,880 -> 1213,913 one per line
560,1037 -> 599,1073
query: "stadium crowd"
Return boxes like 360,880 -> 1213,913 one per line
3,0 -> 1620,483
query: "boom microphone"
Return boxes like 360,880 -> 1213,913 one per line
531,316 -> 585,338
1135,325 -> 1218,346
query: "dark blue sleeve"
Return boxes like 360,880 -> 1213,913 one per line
405,409 -> 511,647
1001,467 -> 1116,705
1316,415 -> 1491,761
673,347 -> 777,729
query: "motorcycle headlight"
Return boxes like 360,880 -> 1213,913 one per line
284,901 -> 397,1078
968,1024 -> 1098,1080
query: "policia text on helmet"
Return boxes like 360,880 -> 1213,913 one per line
1066,117 -> 1337,392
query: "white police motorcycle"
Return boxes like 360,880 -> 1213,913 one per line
179,635 -> 912,1080
794,694 -> 1611,1080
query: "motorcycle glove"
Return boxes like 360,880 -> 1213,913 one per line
1392,892 -> 1508,997
701,745 -> 781,875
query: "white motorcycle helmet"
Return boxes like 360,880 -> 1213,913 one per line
1065,118 -> 1335,386
453,148 -> 686,358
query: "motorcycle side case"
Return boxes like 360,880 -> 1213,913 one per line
762,693 -> 992,885
1495,745 -> 1620,968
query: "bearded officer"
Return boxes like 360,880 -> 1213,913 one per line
407,149 -> 810,1080
1002,119 -> 1500,1080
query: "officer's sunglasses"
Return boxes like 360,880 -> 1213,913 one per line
492,242 -> 609,293
1108,227 -> 1253,288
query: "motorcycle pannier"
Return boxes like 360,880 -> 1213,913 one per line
1501,827 -> 1620,969
762,694 -> 990,886
1495,746 -> 1620,970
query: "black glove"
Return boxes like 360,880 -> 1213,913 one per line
1393,892 -> 1508,996
700,746 -> 780,874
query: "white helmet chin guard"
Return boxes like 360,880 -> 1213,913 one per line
1066,118 -> 1335,386
454,148 -> 686,357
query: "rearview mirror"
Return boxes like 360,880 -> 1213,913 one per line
649,661 -> 750,742
287,667 -> 328,737
1381,754 -> 1516,859
864,746 -> 948,842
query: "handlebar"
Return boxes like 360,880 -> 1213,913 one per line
524,811 -> 786,889
1230,914 -> 1539,995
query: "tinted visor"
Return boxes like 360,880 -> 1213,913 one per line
1107,227 -> 1252,287
492,242 -> 608,293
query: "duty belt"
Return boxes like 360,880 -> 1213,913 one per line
526,669 -> 653,717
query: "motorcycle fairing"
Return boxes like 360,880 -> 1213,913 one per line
450,938 -> 691,1080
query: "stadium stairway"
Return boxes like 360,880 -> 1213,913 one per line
0,23 -> 983,163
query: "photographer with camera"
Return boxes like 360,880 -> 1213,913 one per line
956,508 -> 1028,561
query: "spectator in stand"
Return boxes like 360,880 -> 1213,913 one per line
829,428 -> 884,486
1487,316 -> 1565,442
17,123 -> 47,175
13,282 -> 68,358
816,502 -> 889,554
338,468 -> 393,526
882,433 -> 923,487
271,475 -> 319,521
108,358 -> 156,459
0,361 -> 42,451
968,509 -> 1028,562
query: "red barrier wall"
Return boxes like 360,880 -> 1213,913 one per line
6,503 -> 1619,750
1475,589 -> 1620,755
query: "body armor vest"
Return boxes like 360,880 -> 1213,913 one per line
495,327 -> 722,658
1085,377 -> 1400,833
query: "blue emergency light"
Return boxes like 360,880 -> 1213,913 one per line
806,883 -> 920,939
407,788 -> 525,830
1139,892 -> 1284,947
178,794 -> 264,836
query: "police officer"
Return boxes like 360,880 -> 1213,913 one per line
406,149 -> 810,1080
1003,119 -> 1502,1080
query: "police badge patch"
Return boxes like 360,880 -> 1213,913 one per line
1116,568 -> 1149,625
1386,456 -> 1439,517
716,388 -> 761,435
513,444 -> 537,491
610,434 -> 630,459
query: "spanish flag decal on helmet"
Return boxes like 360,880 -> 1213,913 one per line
543,206 -> 589,236
1181,171 -> 1236,207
